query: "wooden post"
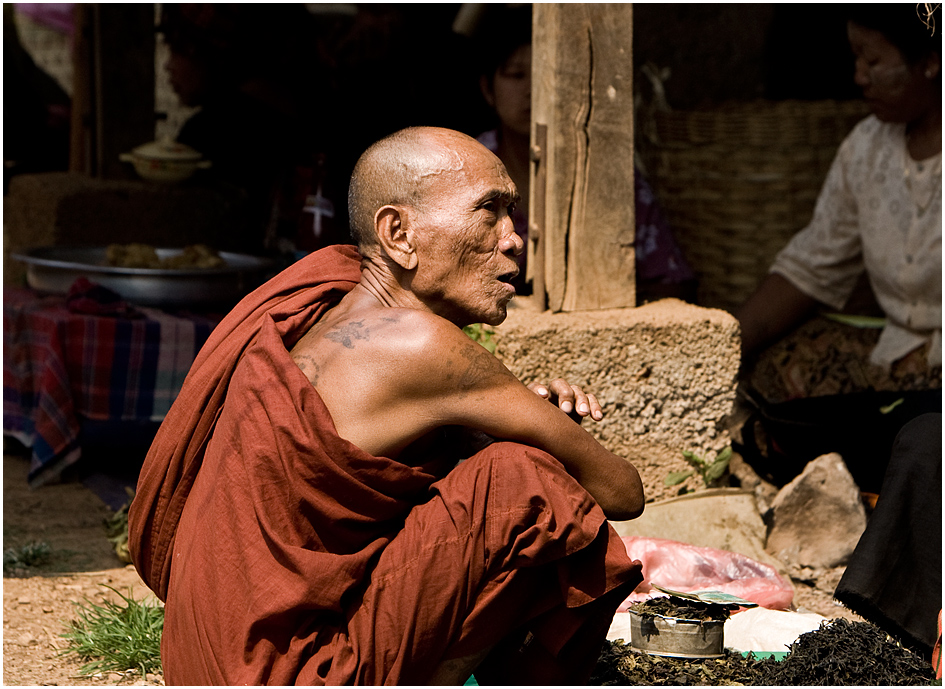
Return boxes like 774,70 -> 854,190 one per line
70,4 -> 155,178
94,4 -> 155,180
531,4 -> 637,312
70,3 -> 94,174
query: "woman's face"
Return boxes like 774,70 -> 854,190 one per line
847,21 -> 939,124
489,45 -> 532,137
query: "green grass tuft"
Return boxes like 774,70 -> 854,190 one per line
60,585 -> 164,678
3,540 -> 52,573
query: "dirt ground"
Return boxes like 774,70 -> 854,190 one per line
3,453 -> 163,686
3,451 -> 861,687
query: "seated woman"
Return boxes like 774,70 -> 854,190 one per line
735,5 -> 941,490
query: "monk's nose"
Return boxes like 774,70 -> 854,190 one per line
501,230 -> 525,257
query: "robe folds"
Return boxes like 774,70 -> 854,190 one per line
128,244 -> 642,685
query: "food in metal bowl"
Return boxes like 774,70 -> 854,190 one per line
106,243 -> 227,270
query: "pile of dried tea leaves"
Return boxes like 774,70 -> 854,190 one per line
590,643 -> 763,685
752,618 -> 934,686
629,596 -> 732,622
591,618 -> 935,686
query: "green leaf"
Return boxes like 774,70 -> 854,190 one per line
665,470 -> 694,486
61,586 -> 164,677
822,312 -> 886,329
463,323 -> 497,354
716,446 -> 732,462
879,398 -> 905,415
703,456 -> 730,484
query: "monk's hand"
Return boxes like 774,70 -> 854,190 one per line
527,378 -> 603,424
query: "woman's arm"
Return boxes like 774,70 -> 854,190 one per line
735,273 -> 820,359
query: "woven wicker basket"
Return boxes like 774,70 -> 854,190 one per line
638,99 -> 870,311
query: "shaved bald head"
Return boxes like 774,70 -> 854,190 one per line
347,127 -> 490,253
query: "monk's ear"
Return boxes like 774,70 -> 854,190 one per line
374,205 -> 418,270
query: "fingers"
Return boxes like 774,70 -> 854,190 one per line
585,392 -> 604,421
527,379 -> 604,421
546,378 -> 576,413
527,381 -> 550,399
546,378 -> 604,421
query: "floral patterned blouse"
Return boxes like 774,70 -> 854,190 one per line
771,115 -> 942,368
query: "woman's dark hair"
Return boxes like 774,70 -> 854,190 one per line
474,5 -> 532,85
157,4 -> 315,84
847,3 -> 942,64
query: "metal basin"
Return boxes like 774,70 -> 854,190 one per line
12,246 -> 278,308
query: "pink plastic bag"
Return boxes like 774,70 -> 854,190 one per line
618,536 -> 794,611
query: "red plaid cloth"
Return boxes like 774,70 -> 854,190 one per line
3,288 -> 220,486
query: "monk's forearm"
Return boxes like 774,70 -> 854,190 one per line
567,446 -> 645,521
529,421 -> 645,521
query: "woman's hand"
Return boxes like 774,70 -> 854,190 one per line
527,378 -> 603,423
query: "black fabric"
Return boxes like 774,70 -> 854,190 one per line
737,388 -> 942,492
834,413 -> 943,657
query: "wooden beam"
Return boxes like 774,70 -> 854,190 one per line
69,3 -> 93,174
94,4 -> 155,180
531,4 -> 636,312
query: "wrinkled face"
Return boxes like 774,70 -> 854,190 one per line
492,45 -> 532,136
848,21 -> 934,123
409,142 -> 524,327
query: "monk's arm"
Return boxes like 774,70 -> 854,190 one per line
415,331 -> 645,521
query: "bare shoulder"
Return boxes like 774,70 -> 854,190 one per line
290,304 -> 519,457
367,309 -> 517,395
292,304 -> 513,394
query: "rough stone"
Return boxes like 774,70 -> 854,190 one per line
765,453 -> 867,569
494,297 -> 741,502
729,451 -> 779,516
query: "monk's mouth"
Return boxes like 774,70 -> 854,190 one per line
497,270 -> 518,287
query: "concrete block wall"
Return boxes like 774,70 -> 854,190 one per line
494,297 -> 741,502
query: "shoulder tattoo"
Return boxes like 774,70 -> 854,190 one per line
324,319 -> 369,349
447,338 -> 514,394
294,354 -> 321,384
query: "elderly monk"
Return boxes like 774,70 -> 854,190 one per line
128,126 -> 645,685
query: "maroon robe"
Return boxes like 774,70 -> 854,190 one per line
128,245 -> 642,684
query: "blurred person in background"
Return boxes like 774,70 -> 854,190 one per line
733,4 -> 940,493
158,4 -> 347,255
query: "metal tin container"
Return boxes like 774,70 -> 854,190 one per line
629,610 -> 725,659
13,246 -> 277,308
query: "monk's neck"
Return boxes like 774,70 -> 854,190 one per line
356,263 -> 425,312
